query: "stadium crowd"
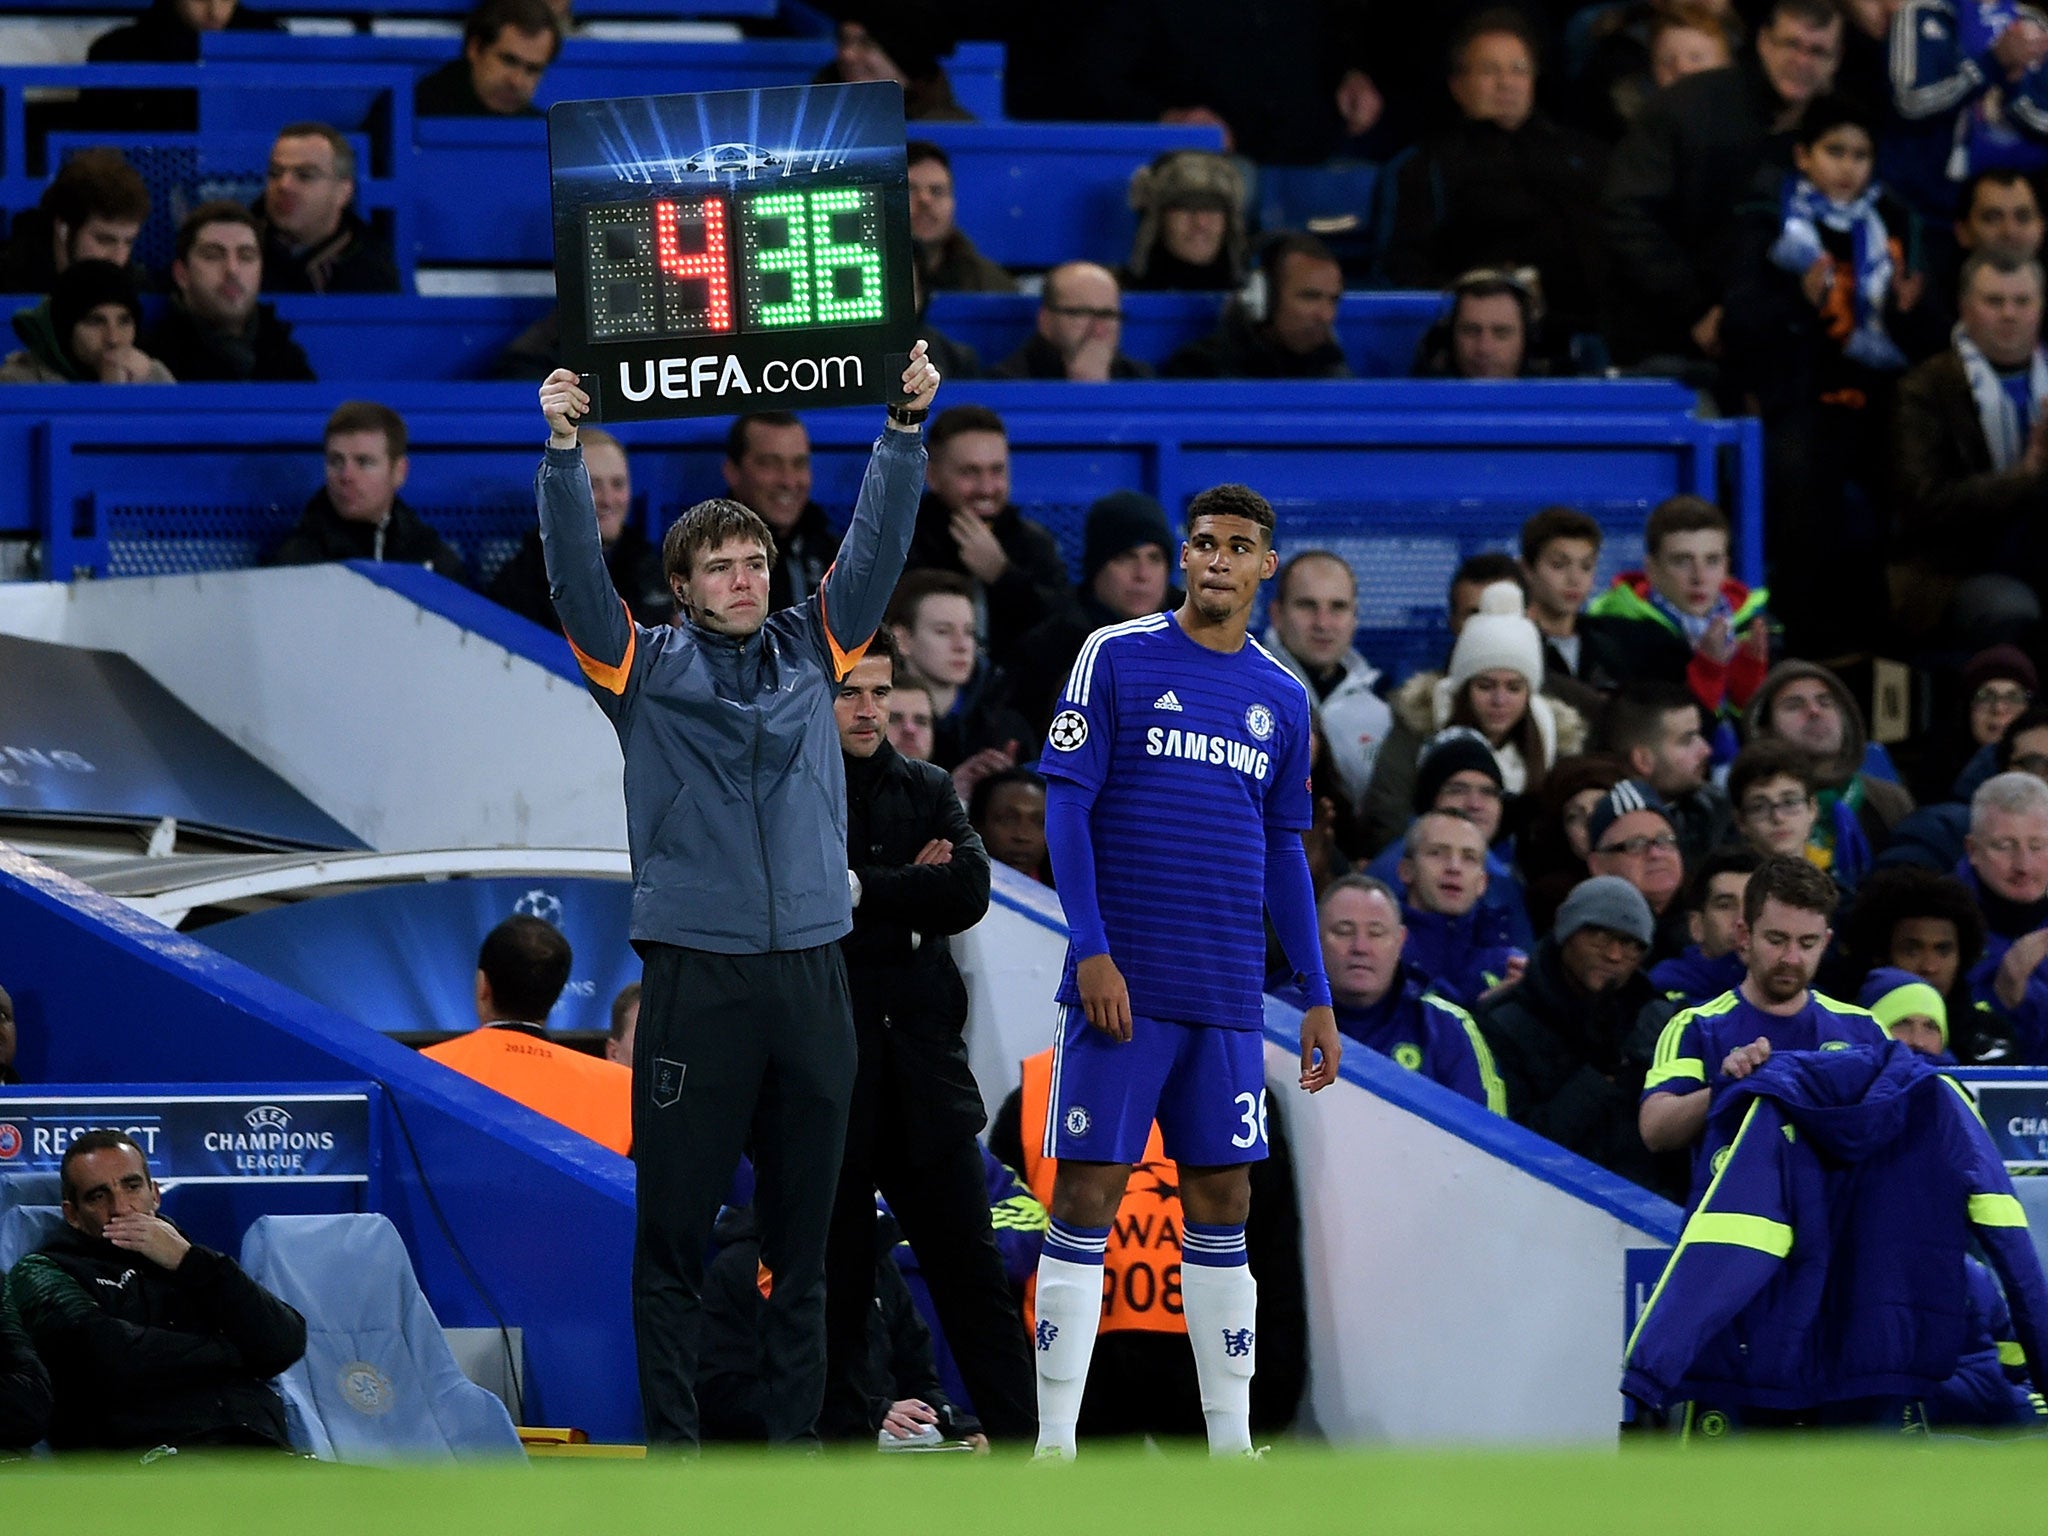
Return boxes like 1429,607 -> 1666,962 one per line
11,0 -> 2048,1458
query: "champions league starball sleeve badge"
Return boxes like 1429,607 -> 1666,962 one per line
547,81 -> 917,424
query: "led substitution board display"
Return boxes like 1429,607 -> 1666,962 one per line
547,82 -> 915,423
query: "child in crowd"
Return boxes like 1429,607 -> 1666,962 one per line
1585,494 -> 1770,725
1728,738 -> 1820,865
1519,506 -> 1628,697
1722,92 -> 1940,655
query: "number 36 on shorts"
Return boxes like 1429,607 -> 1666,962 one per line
1230,1089 -> 1268,1149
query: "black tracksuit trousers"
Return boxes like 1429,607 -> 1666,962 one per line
632,942 -> 855,1447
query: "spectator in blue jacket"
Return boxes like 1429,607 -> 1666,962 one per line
1640,855 -> 1887,1189
1397,810 -> 1524,1009
1960,768 -> 2048,1060
1365,727 -> 1536,952
1650,844 -> 1761,1007
1308,874 -> 1504,1112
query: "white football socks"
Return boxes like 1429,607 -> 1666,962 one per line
1181,1223 -> 1257,1458
1032,1221 -> 1109,1459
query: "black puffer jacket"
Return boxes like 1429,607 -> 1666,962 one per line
843,740 -> 992,1155
1475,937 -> 1687,1201
8,1223 -> 305,1450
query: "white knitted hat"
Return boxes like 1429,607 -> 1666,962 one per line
1446,581 -> 1544,691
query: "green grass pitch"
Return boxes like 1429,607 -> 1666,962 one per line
5,1438 -> 2046,1536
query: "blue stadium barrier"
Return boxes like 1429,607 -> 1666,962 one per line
0,380 -> 1763,680
915,121 -> 1224,271
202,34 -> 1009,122
0,66 -> 414,191
408,116 -> 551,269
0,845 -> 641,1440
926,289 -> 1444,376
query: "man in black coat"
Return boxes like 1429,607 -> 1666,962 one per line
253,124 -> 401,296
148,202 -> 315,383
79,0 -> 278,132
1600,0 -> 1842,366
266,401 -> 468,585
7,1131 -> 306,1451
906,404 -> 1073,671
1162,233 -> 1352,380
821,628 -> 1037,1444
414,0 -> 559,118
490,427 -> 666,627
1475,875 -> 1687,1200
1381,11 -> 1607,347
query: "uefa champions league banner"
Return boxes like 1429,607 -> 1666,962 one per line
1967,1079 -> 2048,1168
0,1088 -> 374,1184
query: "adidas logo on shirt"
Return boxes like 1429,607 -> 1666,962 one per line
1153,690 -> 1184,712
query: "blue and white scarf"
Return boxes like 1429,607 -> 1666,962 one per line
1646,585 -> 1732,647
1768,176 -> 1907,371
1954,322 -> 2048,468
1958,0 -> 2025,58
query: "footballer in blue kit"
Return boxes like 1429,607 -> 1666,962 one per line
1026,482 -> 1341,1461
1639,855 -> 1885,1190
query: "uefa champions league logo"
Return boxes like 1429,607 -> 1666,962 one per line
1048,711 -> 1088,752
514,889 -> 565,928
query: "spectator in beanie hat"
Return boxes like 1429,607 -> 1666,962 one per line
0,260 -> 170,383
1000,491 -> 1177,736
1361,580 -> 1586,851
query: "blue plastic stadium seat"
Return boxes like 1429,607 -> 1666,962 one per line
240,1212 -> 523,1462
0,1173 -> 62,1219
0,1207 -> 64,1275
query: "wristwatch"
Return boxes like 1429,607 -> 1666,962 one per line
887,403 -> 929,427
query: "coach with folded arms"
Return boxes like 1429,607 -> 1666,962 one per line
536,344 -> 941,1448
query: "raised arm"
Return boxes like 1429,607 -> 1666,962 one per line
536,369 -> 638,707
816,344 -> 942,679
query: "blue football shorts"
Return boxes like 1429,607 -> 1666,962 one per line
1043,1005 -> 1269,1167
